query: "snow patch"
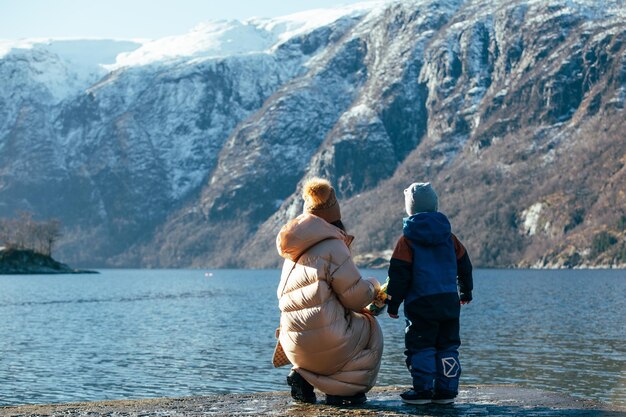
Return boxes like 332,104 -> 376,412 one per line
258,1 -> 384,45
521,202 -> 543,236
343,103 -> 378,122
543,149 -> 556,164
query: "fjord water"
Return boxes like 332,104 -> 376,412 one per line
0,269 -> 623,407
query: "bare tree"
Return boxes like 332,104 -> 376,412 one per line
0,212 -> 63,255
0,220 -> 9,248
9,211 -> 35,249
40,219 -> 62,256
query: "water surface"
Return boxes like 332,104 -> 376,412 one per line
0,268 -> 623,407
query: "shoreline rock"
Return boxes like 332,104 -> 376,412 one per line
0,385 -> 622,417
353,251 -> 626,270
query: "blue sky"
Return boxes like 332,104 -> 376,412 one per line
0,0 -> 370,39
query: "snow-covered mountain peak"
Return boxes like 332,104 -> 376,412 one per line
0,38 -> 142,65
251,1 -> 385,44
106,2 -> 386,69
106,20 -> 277,69
0,38 -> 143,102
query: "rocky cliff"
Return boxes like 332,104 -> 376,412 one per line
0,0 -> 624,269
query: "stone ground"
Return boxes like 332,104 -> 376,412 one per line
1,385 -> 623,417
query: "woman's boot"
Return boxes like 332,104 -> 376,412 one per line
286,370 -> 316,403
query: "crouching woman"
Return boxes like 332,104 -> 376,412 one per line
275,177 -> 383,405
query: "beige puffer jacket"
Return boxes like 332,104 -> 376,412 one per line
276,213 -> 383,396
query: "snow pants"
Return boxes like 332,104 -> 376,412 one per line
404,314 -> 461,396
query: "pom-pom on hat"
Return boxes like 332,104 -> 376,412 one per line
302,177 -> 341,223
404,182 -> 438,215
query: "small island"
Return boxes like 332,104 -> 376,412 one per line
0,212 -> 98,274
0,247 -> 98,274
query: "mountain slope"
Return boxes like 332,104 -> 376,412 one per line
0,0 -> 624,269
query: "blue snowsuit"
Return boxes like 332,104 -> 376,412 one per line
387,212 -> 473,397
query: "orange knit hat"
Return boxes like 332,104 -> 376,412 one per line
302,178 -> 341,223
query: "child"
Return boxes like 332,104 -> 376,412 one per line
386,182 -> 473,405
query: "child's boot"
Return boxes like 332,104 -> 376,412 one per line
400,388 -> 433,405
432,390 -> 456,404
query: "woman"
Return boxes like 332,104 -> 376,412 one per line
275,177 -> 383,405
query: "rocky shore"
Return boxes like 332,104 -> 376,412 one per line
1,385 -> 623,417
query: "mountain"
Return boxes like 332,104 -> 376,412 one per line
0,0 -> 624,269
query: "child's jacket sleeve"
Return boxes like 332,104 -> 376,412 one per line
386,236 -> 413,316
452,234 -> 473,302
